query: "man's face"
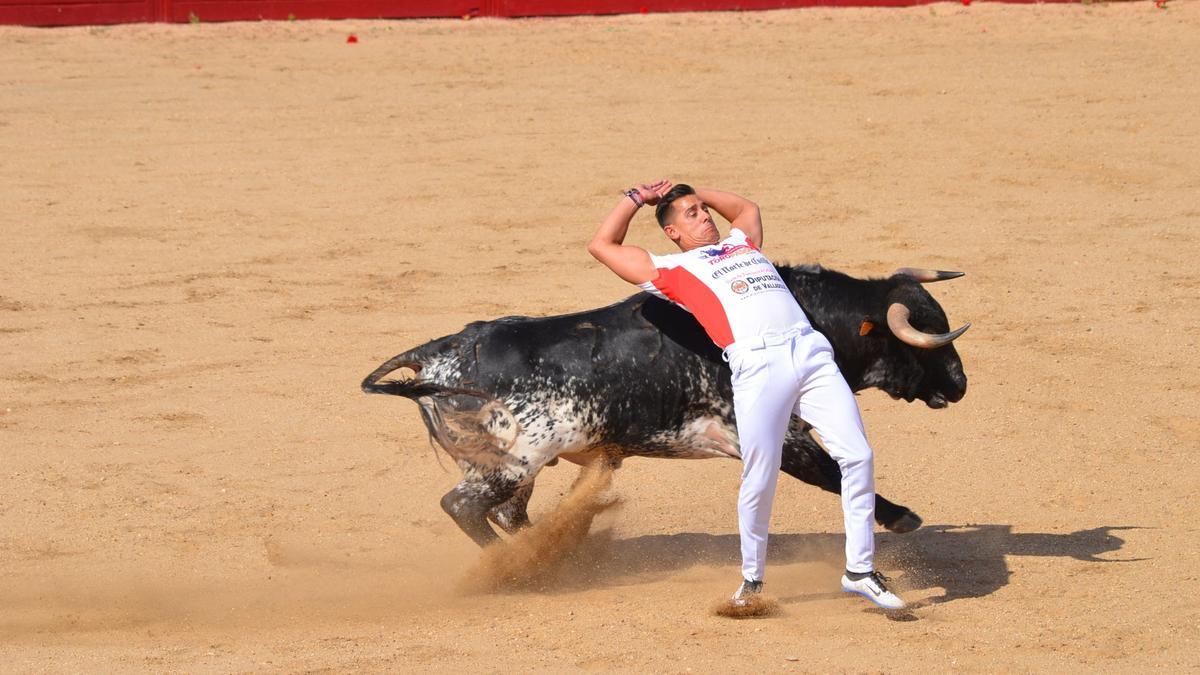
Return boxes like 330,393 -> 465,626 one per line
663,195 -> 721,250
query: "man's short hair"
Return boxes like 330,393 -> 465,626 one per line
655,184 -> 696,229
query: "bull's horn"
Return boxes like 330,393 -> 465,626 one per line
894,268 -> 965,283
887,303 -> 971,349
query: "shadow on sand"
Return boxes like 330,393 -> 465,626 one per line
550,524 -> 1146,610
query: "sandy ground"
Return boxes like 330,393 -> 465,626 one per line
2,2 -> 1199,671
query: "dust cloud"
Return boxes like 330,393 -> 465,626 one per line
460,463 -> 620,593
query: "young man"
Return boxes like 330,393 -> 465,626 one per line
587,180 -> 905,610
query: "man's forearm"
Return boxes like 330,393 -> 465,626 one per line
588,196 -> 640,251
587,190 -> 657,285
696,186 -> 763,247
695,187 -> 755,224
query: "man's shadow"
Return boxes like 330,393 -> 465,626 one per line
556,524 -> 1145,608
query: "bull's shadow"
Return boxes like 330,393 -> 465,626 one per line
553,524 -> 1145,607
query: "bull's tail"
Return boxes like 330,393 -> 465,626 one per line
362,352 -> 520,466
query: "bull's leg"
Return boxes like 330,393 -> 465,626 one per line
440,476 -> 522,547
485,449 -> 624,535
780,425 -> 922,533
487,481 -> 533,535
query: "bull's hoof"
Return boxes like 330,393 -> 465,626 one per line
884,510 -> 923,534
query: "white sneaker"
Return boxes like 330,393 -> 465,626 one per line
731,579 -> 763,607
841,571 -> 906,610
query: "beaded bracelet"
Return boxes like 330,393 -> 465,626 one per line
624,189 -> 645,208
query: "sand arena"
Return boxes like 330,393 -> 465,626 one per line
1,3 -> 1199,669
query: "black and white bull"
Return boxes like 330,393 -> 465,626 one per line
361,264 -> 970,547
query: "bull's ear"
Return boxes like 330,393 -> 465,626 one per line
859,320 -> 875,336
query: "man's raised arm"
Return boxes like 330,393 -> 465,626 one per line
696,187 -> 763,248
587,180 -> 671,285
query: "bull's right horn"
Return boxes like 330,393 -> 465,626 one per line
894,268 -> 965,283
887,303 -> 971,349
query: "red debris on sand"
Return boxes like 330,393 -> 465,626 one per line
346,34 -> 358,43
962,0 -> 971,5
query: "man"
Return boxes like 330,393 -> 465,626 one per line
586,180 -> 905,610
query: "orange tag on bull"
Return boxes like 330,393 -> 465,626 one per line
859,321 -> 874,336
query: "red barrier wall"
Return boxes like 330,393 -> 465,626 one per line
0,0 -> 1078,27
2,0 -> 156,25
165,0 -> 478,23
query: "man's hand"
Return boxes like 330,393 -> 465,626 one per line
634,179 -> 673,206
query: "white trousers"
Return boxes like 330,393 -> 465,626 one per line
725,326 -> 876,582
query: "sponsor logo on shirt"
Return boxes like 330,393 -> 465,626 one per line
710,255 -> 772,280
700,242 -> 755,264
727,272 -> 790,296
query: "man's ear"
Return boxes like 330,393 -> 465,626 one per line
663,224 -> 681,243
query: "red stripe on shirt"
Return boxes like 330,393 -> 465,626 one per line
651,266 -> 735,348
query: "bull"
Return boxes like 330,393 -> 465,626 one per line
362,264 -> 969,547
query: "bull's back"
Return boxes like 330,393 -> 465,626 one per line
409,295 -> 725,416
420,297 -> 661,389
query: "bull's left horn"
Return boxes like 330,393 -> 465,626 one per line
894,268 -> 965,283
887,303 -> 971,349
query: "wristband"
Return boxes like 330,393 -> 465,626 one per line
624,189 -> 645,208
